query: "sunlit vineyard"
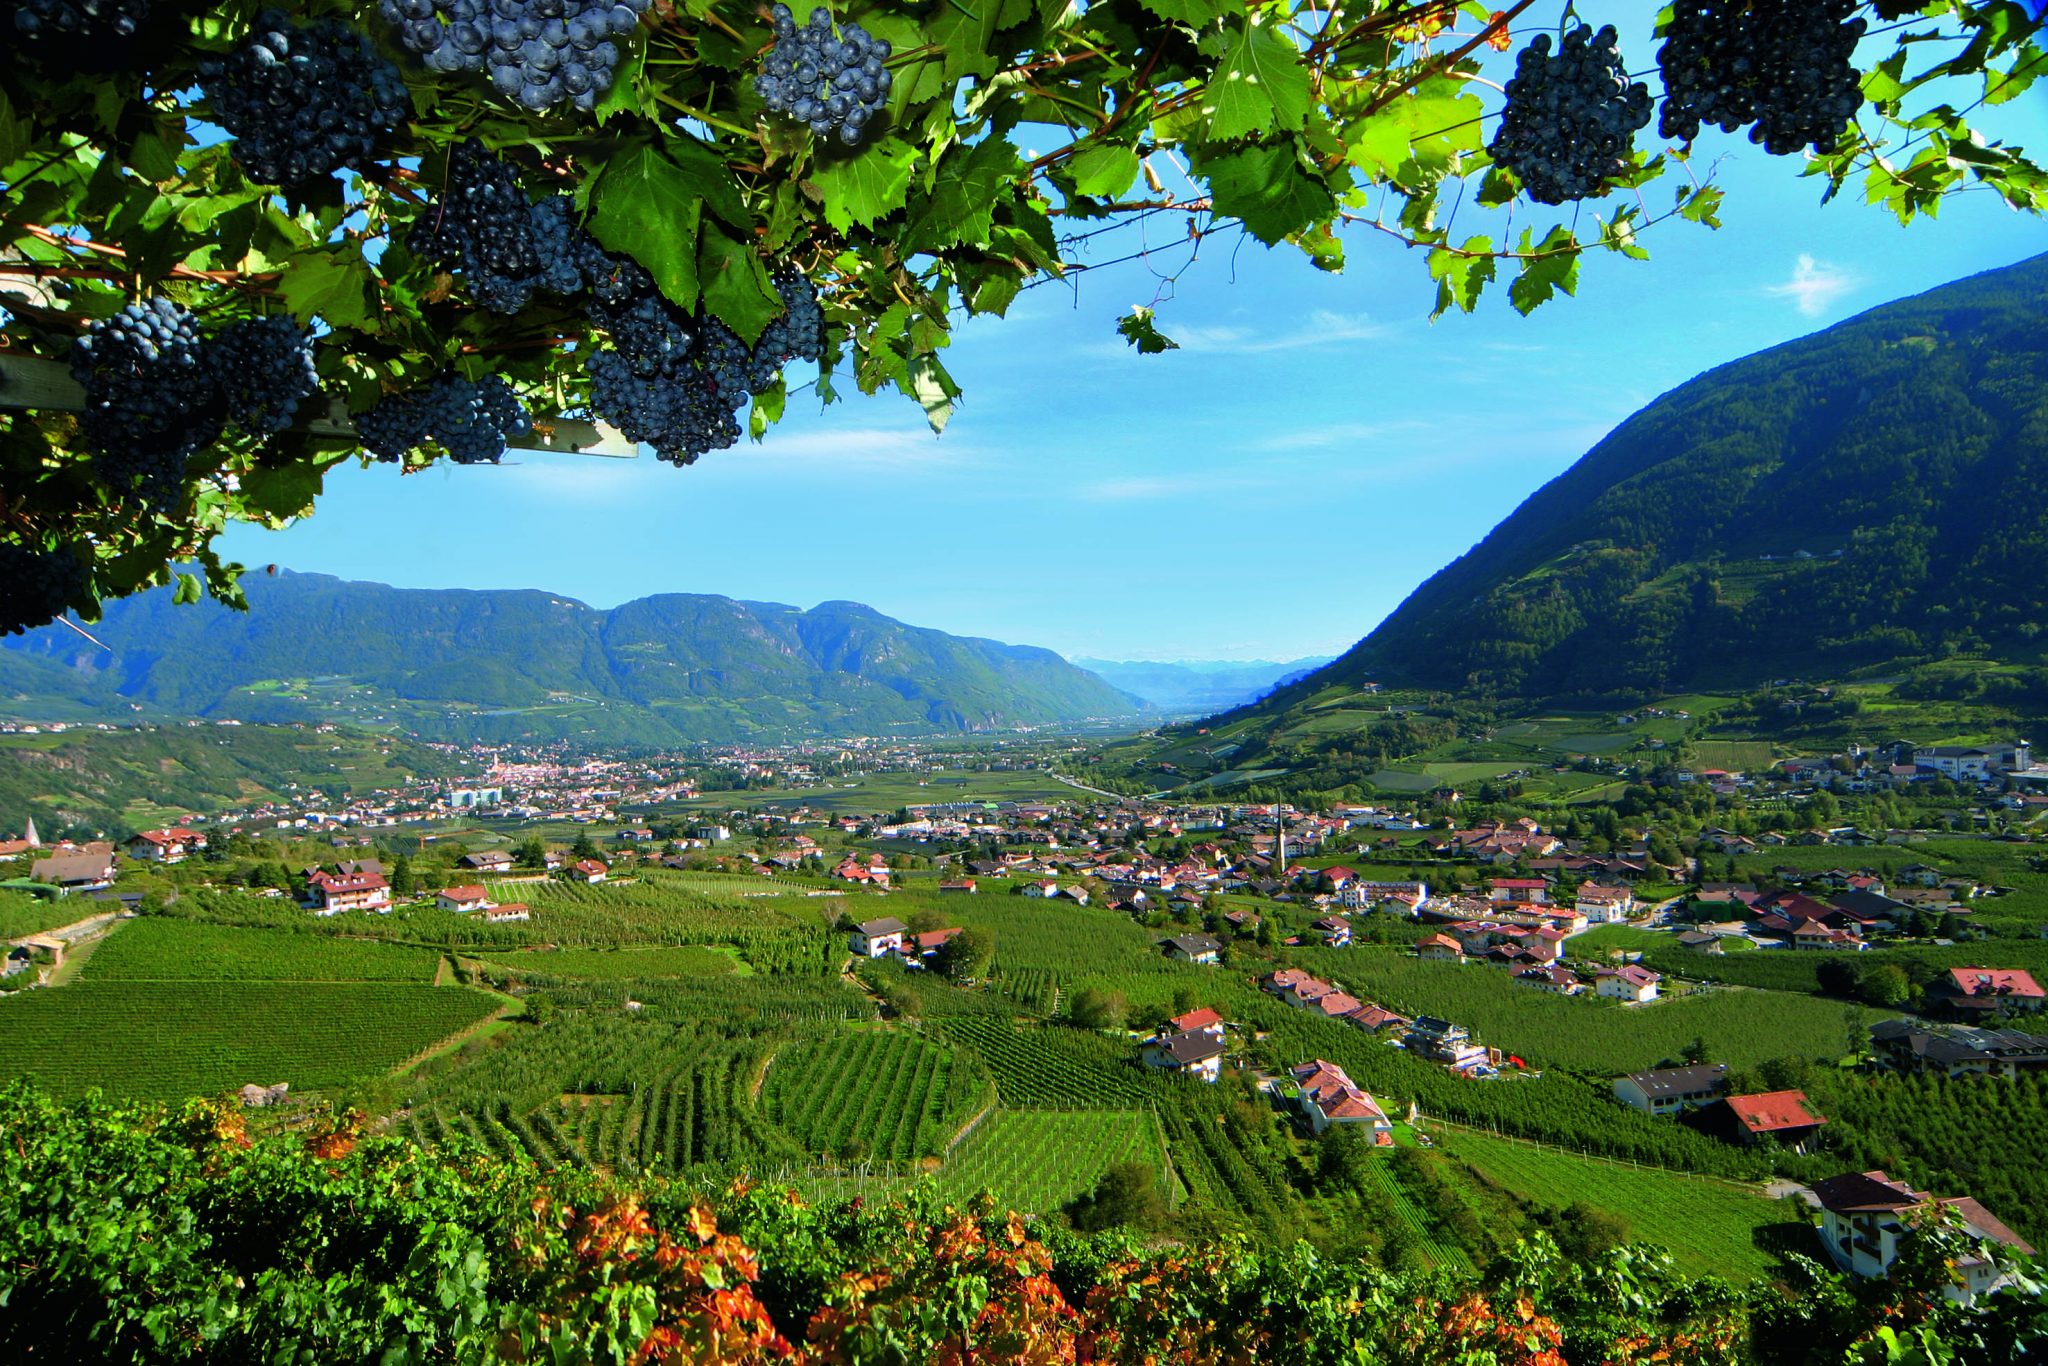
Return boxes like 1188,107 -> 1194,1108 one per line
403,1011 -> 804,1176
935,1108 -> 1167,1213
1434,1129 -> 1791,1282
86,917 -> 440,982
477,944 -> 746,981
761,1028 -> 991,1161
935,1017 -> 1152,1107
0,982 -> 500,1100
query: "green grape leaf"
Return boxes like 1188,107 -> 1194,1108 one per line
1428,236 -> 1495,317
1202,140 -> 1336,245
590,143 -> 708,310
1067,144 -> 1142,199
278,251 -> 375,330
1139,0 -> 1232,27
1507,227 -> 1579,315
1116,307 -> 1180,353
810,137 -> 919,234
698,223 -> 780,346
1205,16 -> 1311,142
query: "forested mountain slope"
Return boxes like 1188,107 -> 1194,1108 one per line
1269,252 -> 2048,710
0,572 -> 1141,742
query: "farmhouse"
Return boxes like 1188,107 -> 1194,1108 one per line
124,827 -> 205,863
1868,1019 -> 2048,1079
1163,932 -> 1223,964
1406,1016 -> 1486,1069
461,851 -> 514,873
849,916 -> 908,958
1141,1027 -> 1226,1083
437,886 -> 494,913
1700,1090 -> 1827,1152
484,903 -> 531,923
1573,883 -> 1635,923
1310,915 -> 1352,948
1516,964 -> 1583,996
937,879 -> 978,894
31,851 -> 117,891
1613,1064 -> 1728,1116
1416,933 -> 1465,963
571,858 -> 610,884
1168,1007 -> 1226,1041
1811,1170 -> 2034,1304
1927,967 -> 2045,1018
1594,965 -> 1661,1003
305,870 -> 391,915
1287,1060 -> 1392,1138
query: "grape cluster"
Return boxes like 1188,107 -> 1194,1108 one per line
354,375 -> 532,464
1489,24 -> 1652,206
756,5 -> 892,146
412,141 -> 610,313
752,269 -> 825,375
199,11 -> 411,186
586,351 -> 741,466
0,544 -> 90,637
69,299 -> 223,502
1657,0 -> 1868,156
11,0 -> 148,48
382,0 -> 647,111
211,316 -> 321,435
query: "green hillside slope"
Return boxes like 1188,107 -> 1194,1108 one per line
1265,252 -> 2048,712
0,573 -> 1142,742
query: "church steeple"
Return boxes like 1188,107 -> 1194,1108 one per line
22,815 -> 38,847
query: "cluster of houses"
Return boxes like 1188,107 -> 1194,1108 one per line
1258,969 -> 1506,1077
1612,1064 -> 1828,1152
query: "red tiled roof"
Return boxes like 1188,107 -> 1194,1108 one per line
1170,1007 -> 1223,1032
1944,967 -> 2045,1000
1726,1090 -> 1825,1133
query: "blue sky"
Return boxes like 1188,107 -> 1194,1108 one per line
220,8 -> 2048,662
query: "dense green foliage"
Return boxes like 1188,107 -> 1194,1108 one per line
760,1028 -> 990,1162
1,572 -> 1141,742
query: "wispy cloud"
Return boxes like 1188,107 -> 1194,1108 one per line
1080,309 -> 1386,360
1765,254 -> 1859,317
728,426 -> 968,468
1079,476 -> 1206,501
1254,419 -> 1428,452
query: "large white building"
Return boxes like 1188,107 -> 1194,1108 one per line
1810,1170 -> 2034,1304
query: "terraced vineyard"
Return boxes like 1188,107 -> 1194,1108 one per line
1438,1128 -> 1794,1281
0,982 -> 501,1100
1345,1152 -> 1473,1274
762,1028 -> 990,1161
85,918 -> 440,982
937,1108 -> 1167,1213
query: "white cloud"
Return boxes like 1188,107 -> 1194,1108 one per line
1080,476 -> 1203,501
1170,309 -> 1386,354
1765,254 -> 1859,317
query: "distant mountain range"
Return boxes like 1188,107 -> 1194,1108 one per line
1073,657 -> 1332,714
0,572 -> 1143,743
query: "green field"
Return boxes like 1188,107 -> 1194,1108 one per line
936,1108 -> 1168,1213
762,1027 -> 990,1161
0,982 -> 502,1100
85,917 -> 441,982
1438,1128 -> 1799,1282
479,945 -> 749,980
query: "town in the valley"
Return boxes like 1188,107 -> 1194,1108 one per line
4,717 -> 2045,1295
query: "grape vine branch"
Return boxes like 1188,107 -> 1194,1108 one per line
0,0 -> 2042,632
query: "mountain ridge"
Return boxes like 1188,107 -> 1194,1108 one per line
0,571 -> 1143,743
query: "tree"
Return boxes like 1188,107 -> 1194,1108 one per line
570,832 -> 599,861
1068,986 -> 1129,1033
1063,1161 -> 1165,1233
1,5 -> 2041,630
513,837 -> 549,870
934,927 -> 994,984
389,853 -> 416,898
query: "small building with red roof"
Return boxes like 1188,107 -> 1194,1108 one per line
1702,1090 -> 1827,1152
1929,967 -> 2045,1018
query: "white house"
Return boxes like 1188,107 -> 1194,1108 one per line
1163,932 -> 1223,964
306,870 -> 391,915
1141,1027 -> 1226,1083
483,902 -> 531,923
1310,915 -> 1352,948
437,885 -> 495,913
849,916 -> 908,958
1613,1063 -> 1728,1116
1574,883 -> 1635,923
1811,1170 -> 2034,1305
1288,1059 -> 1392,1138
1595,965 -> 1661,1003
124,827 -> 205,864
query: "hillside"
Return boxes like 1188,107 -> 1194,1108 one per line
0,724 -> 467,836
0,572 -> 1141,743
1284,253 -> 2048,707
1073,657 -> 1332,714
